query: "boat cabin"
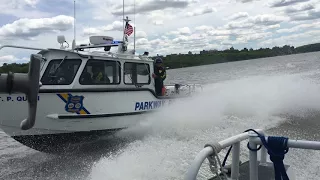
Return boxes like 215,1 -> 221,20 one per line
37,35 -> 158,95
0,16 -> 202,102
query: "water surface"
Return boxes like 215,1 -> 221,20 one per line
1,52 -> 320,180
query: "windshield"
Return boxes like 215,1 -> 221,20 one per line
40,59 -> 82,85
40,57 -> 46,71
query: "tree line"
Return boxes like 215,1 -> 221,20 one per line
154,43 -> 320,69
1,42 -> 320,73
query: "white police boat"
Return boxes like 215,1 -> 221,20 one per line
0,16 -> 202,153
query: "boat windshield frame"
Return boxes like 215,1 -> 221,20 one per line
40,58 -> 82,86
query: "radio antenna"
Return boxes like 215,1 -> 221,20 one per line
72,0 -> 76,50
133,0 -> 136,54
74,0 -> 76,41
122,0 -> 125,43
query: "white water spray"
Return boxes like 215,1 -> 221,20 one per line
88,72 -> 320,180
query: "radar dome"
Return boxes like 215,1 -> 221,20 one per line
89,36 -> 114,45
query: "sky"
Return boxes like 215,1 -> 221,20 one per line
0,0 -> 319,65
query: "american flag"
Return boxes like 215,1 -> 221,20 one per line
124,23 -> 133,36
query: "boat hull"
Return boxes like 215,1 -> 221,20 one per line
0,89 -> 175,152
11,128 -> 125,153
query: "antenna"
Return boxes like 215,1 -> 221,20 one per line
72,0 -> 76,50
133,0 -> 136,54
122,0 -> 125,43
74,0 -> 76,41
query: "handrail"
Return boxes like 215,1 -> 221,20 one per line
0,45 -> 46,51
185,129 -> 264,180
0,54 -> 41,130
185,147 -> 214,179
218,129 -> 263,148
185,129 -> 320,180
252,137 -> 320,150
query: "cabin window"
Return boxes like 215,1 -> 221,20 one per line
124,62 -> 150,85
41,59 -> 82,85
79,59 -> 121,85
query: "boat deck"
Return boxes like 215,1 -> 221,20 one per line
208,161 -> 290,180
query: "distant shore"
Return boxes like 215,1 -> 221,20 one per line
152,43 -> 320,69
1,42 -> 320,73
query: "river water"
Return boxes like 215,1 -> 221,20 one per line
1,52 -> 320,180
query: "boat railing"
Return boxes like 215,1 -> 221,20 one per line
80,50 -> 118,58
0,45 -> 46,51
0,44 -> 153,61
165,83 -> 203,94
165,83 -> 203,88
0,54 -> 41,130
70,49 -> 154,62
185,129 -> 320,180
186,84 -> 203,92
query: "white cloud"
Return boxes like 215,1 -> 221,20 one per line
276,21 -> 320,33
87,0 -> 197,20
177,27 -> 192,35
152,20 -> 164,25
83,21 -> 123,36
285,2 -> 315,14
110,0 -> 195,16
236,32 -> 273,43
0,55 -> 16,63
269,0 -> 311,7
222,14 -> 285,34
0,55 -> 28,66
228,12 -> 249,20
207,29 -> 233,36
167,27 -> 192,36
260,29 -> 320,47
135,31 -> 147,39
136,38 -> 149,45
76,7 -> 307,56
0,0 -> 50,18
290,8 -> 320,21
236,0 -> 258,3
225,21 -> 253,29
0,0 -> 319,60
194,25 -> 214,32
146,10 -> 175,25
82,21 -> 147,40
0,15 -> 74,40
187,6 -> 216,17
24,0 -> 40,8
248,14 -> 288,25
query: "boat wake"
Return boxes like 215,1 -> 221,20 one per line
87,72 -> 320,180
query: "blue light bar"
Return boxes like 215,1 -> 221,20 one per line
112,41 -> 123,44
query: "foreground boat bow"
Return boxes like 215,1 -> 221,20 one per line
0,53 -> 41,130
185,129 -> 320,180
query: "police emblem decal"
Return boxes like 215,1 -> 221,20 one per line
65,95 -> 84,113
57,93 -> 90,114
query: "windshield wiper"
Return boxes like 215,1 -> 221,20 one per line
50,55 -> 68,77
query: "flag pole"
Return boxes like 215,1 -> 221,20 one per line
134,27 -> 136,54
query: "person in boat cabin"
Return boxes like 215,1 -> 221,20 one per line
79,62 -> 110,84
152,58 -> 166,96
92,66 -> 104,82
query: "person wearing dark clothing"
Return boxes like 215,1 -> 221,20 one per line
152,58 -> 166,96
92,65 -> 110,84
